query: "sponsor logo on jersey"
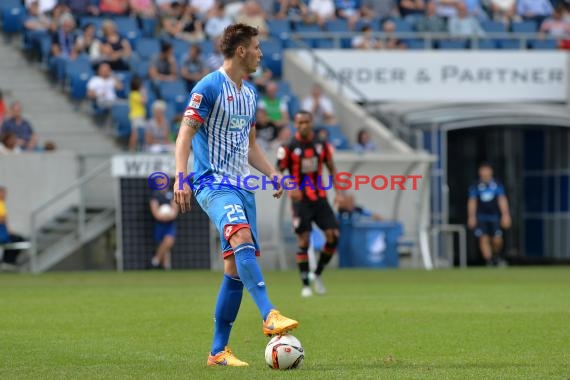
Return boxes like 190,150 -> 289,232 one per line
189,93 -> 203,108
301,157 -> 318,173
229,115 -> 251,131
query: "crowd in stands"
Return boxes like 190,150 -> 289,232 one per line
3,0 -> 568,153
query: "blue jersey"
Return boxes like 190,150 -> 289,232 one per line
468,180 -> 505,219
184,68 -> 257,190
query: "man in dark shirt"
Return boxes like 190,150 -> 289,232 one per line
0,101 -> 37,151
277,110 -> 344,297
467,163 -> 511,266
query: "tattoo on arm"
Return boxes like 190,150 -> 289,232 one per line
182,117 -> 202,131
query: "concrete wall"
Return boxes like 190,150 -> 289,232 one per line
0,151 -> 80,236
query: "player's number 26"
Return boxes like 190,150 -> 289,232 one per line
224,204 -> 247,223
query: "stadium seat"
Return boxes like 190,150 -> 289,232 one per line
438,40 -> 469,49
481,20 -> 507,33
158,81 -> 187,113
170,38 -> 190,61
115,71 -> 132,99
135,38 -> 160,61
140,17 -> 158,38
131,59 -> 150,79
528,39 -> 557,50
498,39 -> 523,49
315,39 -> 336,49
354,19 -> 381,32
114,17 -> 140,48
287,96 -> 300,119
324,19 -> 350,32
403,39 -> 427,50
511,21 -> 538,34
2,6 -> 25,34
324,126 -> 350,150
267,19 -> 291,41
393,19 -> 414,33
199,39 -> 214,56
66,58 -> 93,100
111,103 -> 131,138
260,39 -> 283,77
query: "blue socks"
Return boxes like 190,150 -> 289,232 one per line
211,274 -> 243,355
233,243 -> 274,320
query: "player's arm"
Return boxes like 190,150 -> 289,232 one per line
498,186 -> 511,229
149,199 -> 165,222
467,186 -> 477,229
174,115 -> 201,212
248,128 -> 287,199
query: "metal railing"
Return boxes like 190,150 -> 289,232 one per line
291,31 -> 570,50
29,159 -> 111,272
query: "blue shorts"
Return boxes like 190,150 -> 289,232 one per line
154,222 -> 176,242
475,219 -> 502,238
195,186 -> 260,257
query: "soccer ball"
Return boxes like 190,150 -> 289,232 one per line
158,204 -> 173,217
265,334 -> 304,370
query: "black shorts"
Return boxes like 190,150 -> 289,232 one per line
292,198 -> 339,234
475,219 -> 502,237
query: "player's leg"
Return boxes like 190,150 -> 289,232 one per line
475,220 -> 493,266
313,199 -> 340,293
292,200 -> 314,297
207,255 -> 248,366
491,221 -> 504,264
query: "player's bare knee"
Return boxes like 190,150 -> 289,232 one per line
163,236 -> 175,248
224,255 -> 239,277
298,232 -> 310,247
229,227 -> 253,247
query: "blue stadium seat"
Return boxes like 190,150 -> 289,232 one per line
481,20 -> 507,33
140,17 -> 157,38
115,71 -> 132,99
136,38 -> 160,61
438,40 -> 469,49
170,38 -> 190,61
0,0 -> 22,12
66,58 -> 93,100
403,39 -> 427,49
2,6 -> 25,33
260,39 -> 283,77
199,39 -> 214,56
293,22 -> 322,33
324,19 -> 350,32
111,103 -> 131,138
315,39 -> 336,49
79,17 -> 104,32
131,59 -> 151,78
529,39 -> 557,50
393,19 -> 414,33
512,21 -> 538,33
324,126 -> 350,150
355,18 -> 381,32
267,19 -> 291,41
158,81 -> 188,113
498,39 -> 523,49
287,96 -> 300,119
114,17 -> 140,48
477,39 -> 498,49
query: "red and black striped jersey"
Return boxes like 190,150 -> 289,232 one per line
276,132 -> 334,201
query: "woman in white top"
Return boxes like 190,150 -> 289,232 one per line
145,100 -> 173,153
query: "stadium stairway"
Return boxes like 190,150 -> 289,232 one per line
0,41 -> 119,154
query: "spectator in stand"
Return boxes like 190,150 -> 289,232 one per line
255,108 -> 280,152
484,0 -> 517,23
235,0 -> 270,39
99,0 -> 129,16
352,25 -> 383,49
205,37 -> 224,71
129,0 -> 158,19
540,6 -> 570,40
98,19 -> 132,71
316,127 -> 330,142
399,0 -> 426,19
149,41 -> 178,95
416,0 -> 447,32
335,0 -> 361,30
87,62 -> 123,115
189,0 -> 216,20
278,0 -> 315,24
0,187 -> 28,271
25,0 -> 57,14
220,0 -> 245,20
353,128 -> 377,153
74,23 -> 101,67
256,0 -> 278,17
337,193 -> 382,221
269,123 -> 293,152
301,84 -> 336,125
517,0 -> 554,25
145,100 -> 173,153
249,62 -> 273,94
177,5 -> 206,42
382,19 -> 408,49
1,101 -> 38,151
0,133 -> 22,155
128,76 -> 147,152
181,44 -> 208,92
449,2 -> 485,36
361,0 -> 399,23
309,0 -> 337,26
204,3 -> 233,40
464,0 -> 489,20
59,0 -> 100,17
434,0 -> 460,19
50,13 -> 77,83
24,1 -> 52,33
259,81 -> 290,129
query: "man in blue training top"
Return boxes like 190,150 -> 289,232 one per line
467,163 -> 511,266
173,23 -> 298,367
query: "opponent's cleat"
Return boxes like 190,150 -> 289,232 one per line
263,309 -> 299,336
301,286 -> 313,297
313,275 -> 326,295
207,346 -> 249,367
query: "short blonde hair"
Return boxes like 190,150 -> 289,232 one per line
152,100 -> 167,113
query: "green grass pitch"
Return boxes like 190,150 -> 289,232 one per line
1,268 -> 569,379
